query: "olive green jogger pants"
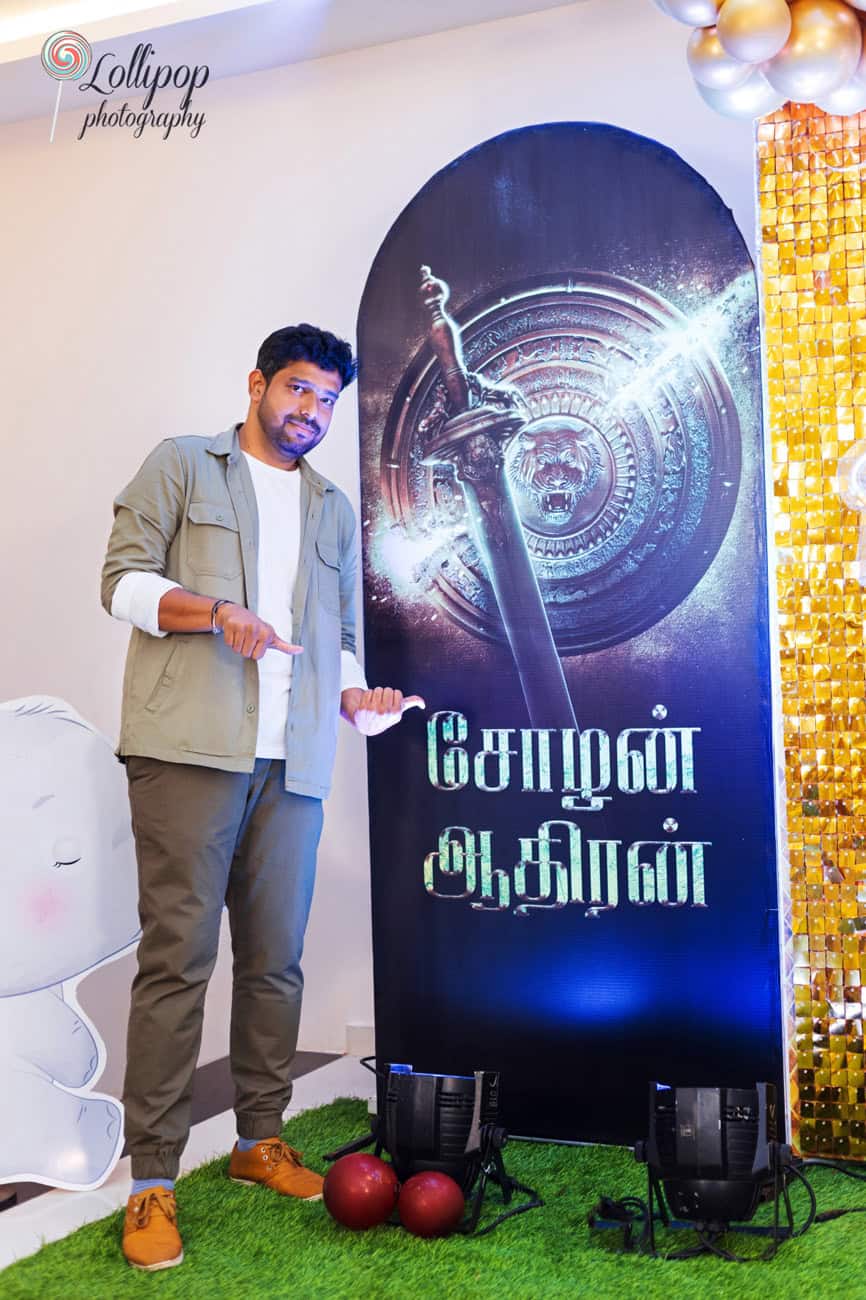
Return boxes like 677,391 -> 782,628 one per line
122,756 -> 324,1180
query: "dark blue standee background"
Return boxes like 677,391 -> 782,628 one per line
358,123 -> 783,1145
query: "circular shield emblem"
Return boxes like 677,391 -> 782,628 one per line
379,272 -> 741,654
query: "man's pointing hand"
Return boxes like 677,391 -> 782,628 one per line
215,602 -> 303,661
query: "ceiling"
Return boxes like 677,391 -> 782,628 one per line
0,0 -> 584,125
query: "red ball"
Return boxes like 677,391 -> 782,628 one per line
323,1153 -> 399,1230
398,1171 -> 465,1238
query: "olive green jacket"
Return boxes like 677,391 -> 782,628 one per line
100,425 -> 357,798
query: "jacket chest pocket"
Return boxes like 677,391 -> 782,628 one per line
186,501 -> 243,579
315,539 -> 341,616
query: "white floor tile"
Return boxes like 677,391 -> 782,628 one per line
0,1056 -> 376,1273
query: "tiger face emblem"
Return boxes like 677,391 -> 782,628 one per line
506,416 -> 614,544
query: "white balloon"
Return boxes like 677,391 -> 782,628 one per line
816,76 -> 866,112
664,0 -> 722,25
695,66 -> 788,117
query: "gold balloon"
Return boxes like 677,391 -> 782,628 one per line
695,66 -> 788,117
766,0 -> 863,100
717,0 -> 792,63
662,0 -> 721,25
688,25 -> 755,88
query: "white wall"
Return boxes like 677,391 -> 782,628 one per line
0,0 -> 758,1090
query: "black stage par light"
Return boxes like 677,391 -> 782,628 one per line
633,1081 -> 794,1254
322,1062 -> 500,1191
383,1065 -> 500,1194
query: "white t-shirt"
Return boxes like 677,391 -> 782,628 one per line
110,451 -> 367,758
241,451 -> 300,758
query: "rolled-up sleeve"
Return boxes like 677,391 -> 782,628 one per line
340,649 -> 367,691
111,571 -> 181,637
100,439 -> 186,613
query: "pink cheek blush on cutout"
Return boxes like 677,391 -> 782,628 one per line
26,886 -> 67,929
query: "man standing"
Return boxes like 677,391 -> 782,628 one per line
101,324 -> 421,1270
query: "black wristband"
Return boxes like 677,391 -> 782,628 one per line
210,599 -> 231,633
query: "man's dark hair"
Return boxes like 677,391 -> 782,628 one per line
256,323 -> 357,390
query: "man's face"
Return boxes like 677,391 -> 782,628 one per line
250,360 -> 342,465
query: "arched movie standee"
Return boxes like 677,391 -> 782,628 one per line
358,122 -> 784,1145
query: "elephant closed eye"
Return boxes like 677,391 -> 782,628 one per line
52,835 -> 82,868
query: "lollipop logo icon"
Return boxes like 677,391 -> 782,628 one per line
41,31 -> 92,143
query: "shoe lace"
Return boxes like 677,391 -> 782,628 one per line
265,1140 -> 305,1169
133,1188 -> 177,1230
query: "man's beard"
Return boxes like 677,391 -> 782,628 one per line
260,403 -> 318,457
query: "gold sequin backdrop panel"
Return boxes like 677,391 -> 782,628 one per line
759,102 -> 866,1159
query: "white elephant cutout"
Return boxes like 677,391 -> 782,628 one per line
0,697 -> 140,1189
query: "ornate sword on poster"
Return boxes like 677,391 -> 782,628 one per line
358,123 -> 784,1145
418,264 -> 576,730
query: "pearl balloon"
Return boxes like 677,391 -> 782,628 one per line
816,75 -> 866,114
766,0 -> 863,101
688,25 -> 755,89
663,0 -> 721,25
816,32 -> 866,112
695,66 -> 788,118
716,0 -> 792,63
846,0 -> 866,10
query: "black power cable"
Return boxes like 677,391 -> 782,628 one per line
587,1196 -> 653,1254
457,1124 -> 543,1237
798,1156 -> 866,1223
801,1157 -> 866,1181
785,1163 -> 818,1236
588,1195 -> 724,1262
816,1206 -> 866,1222
589,1158 -> 818,1263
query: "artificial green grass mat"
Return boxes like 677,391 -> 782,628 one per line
3,1097 -> 866,1299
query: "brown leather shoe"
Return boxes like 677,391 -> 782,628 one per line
122,1186 -> 183,1271
228,1139 -> 324,1200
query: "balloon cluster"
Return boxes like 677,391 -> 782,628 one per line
653,0 -> 866,118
